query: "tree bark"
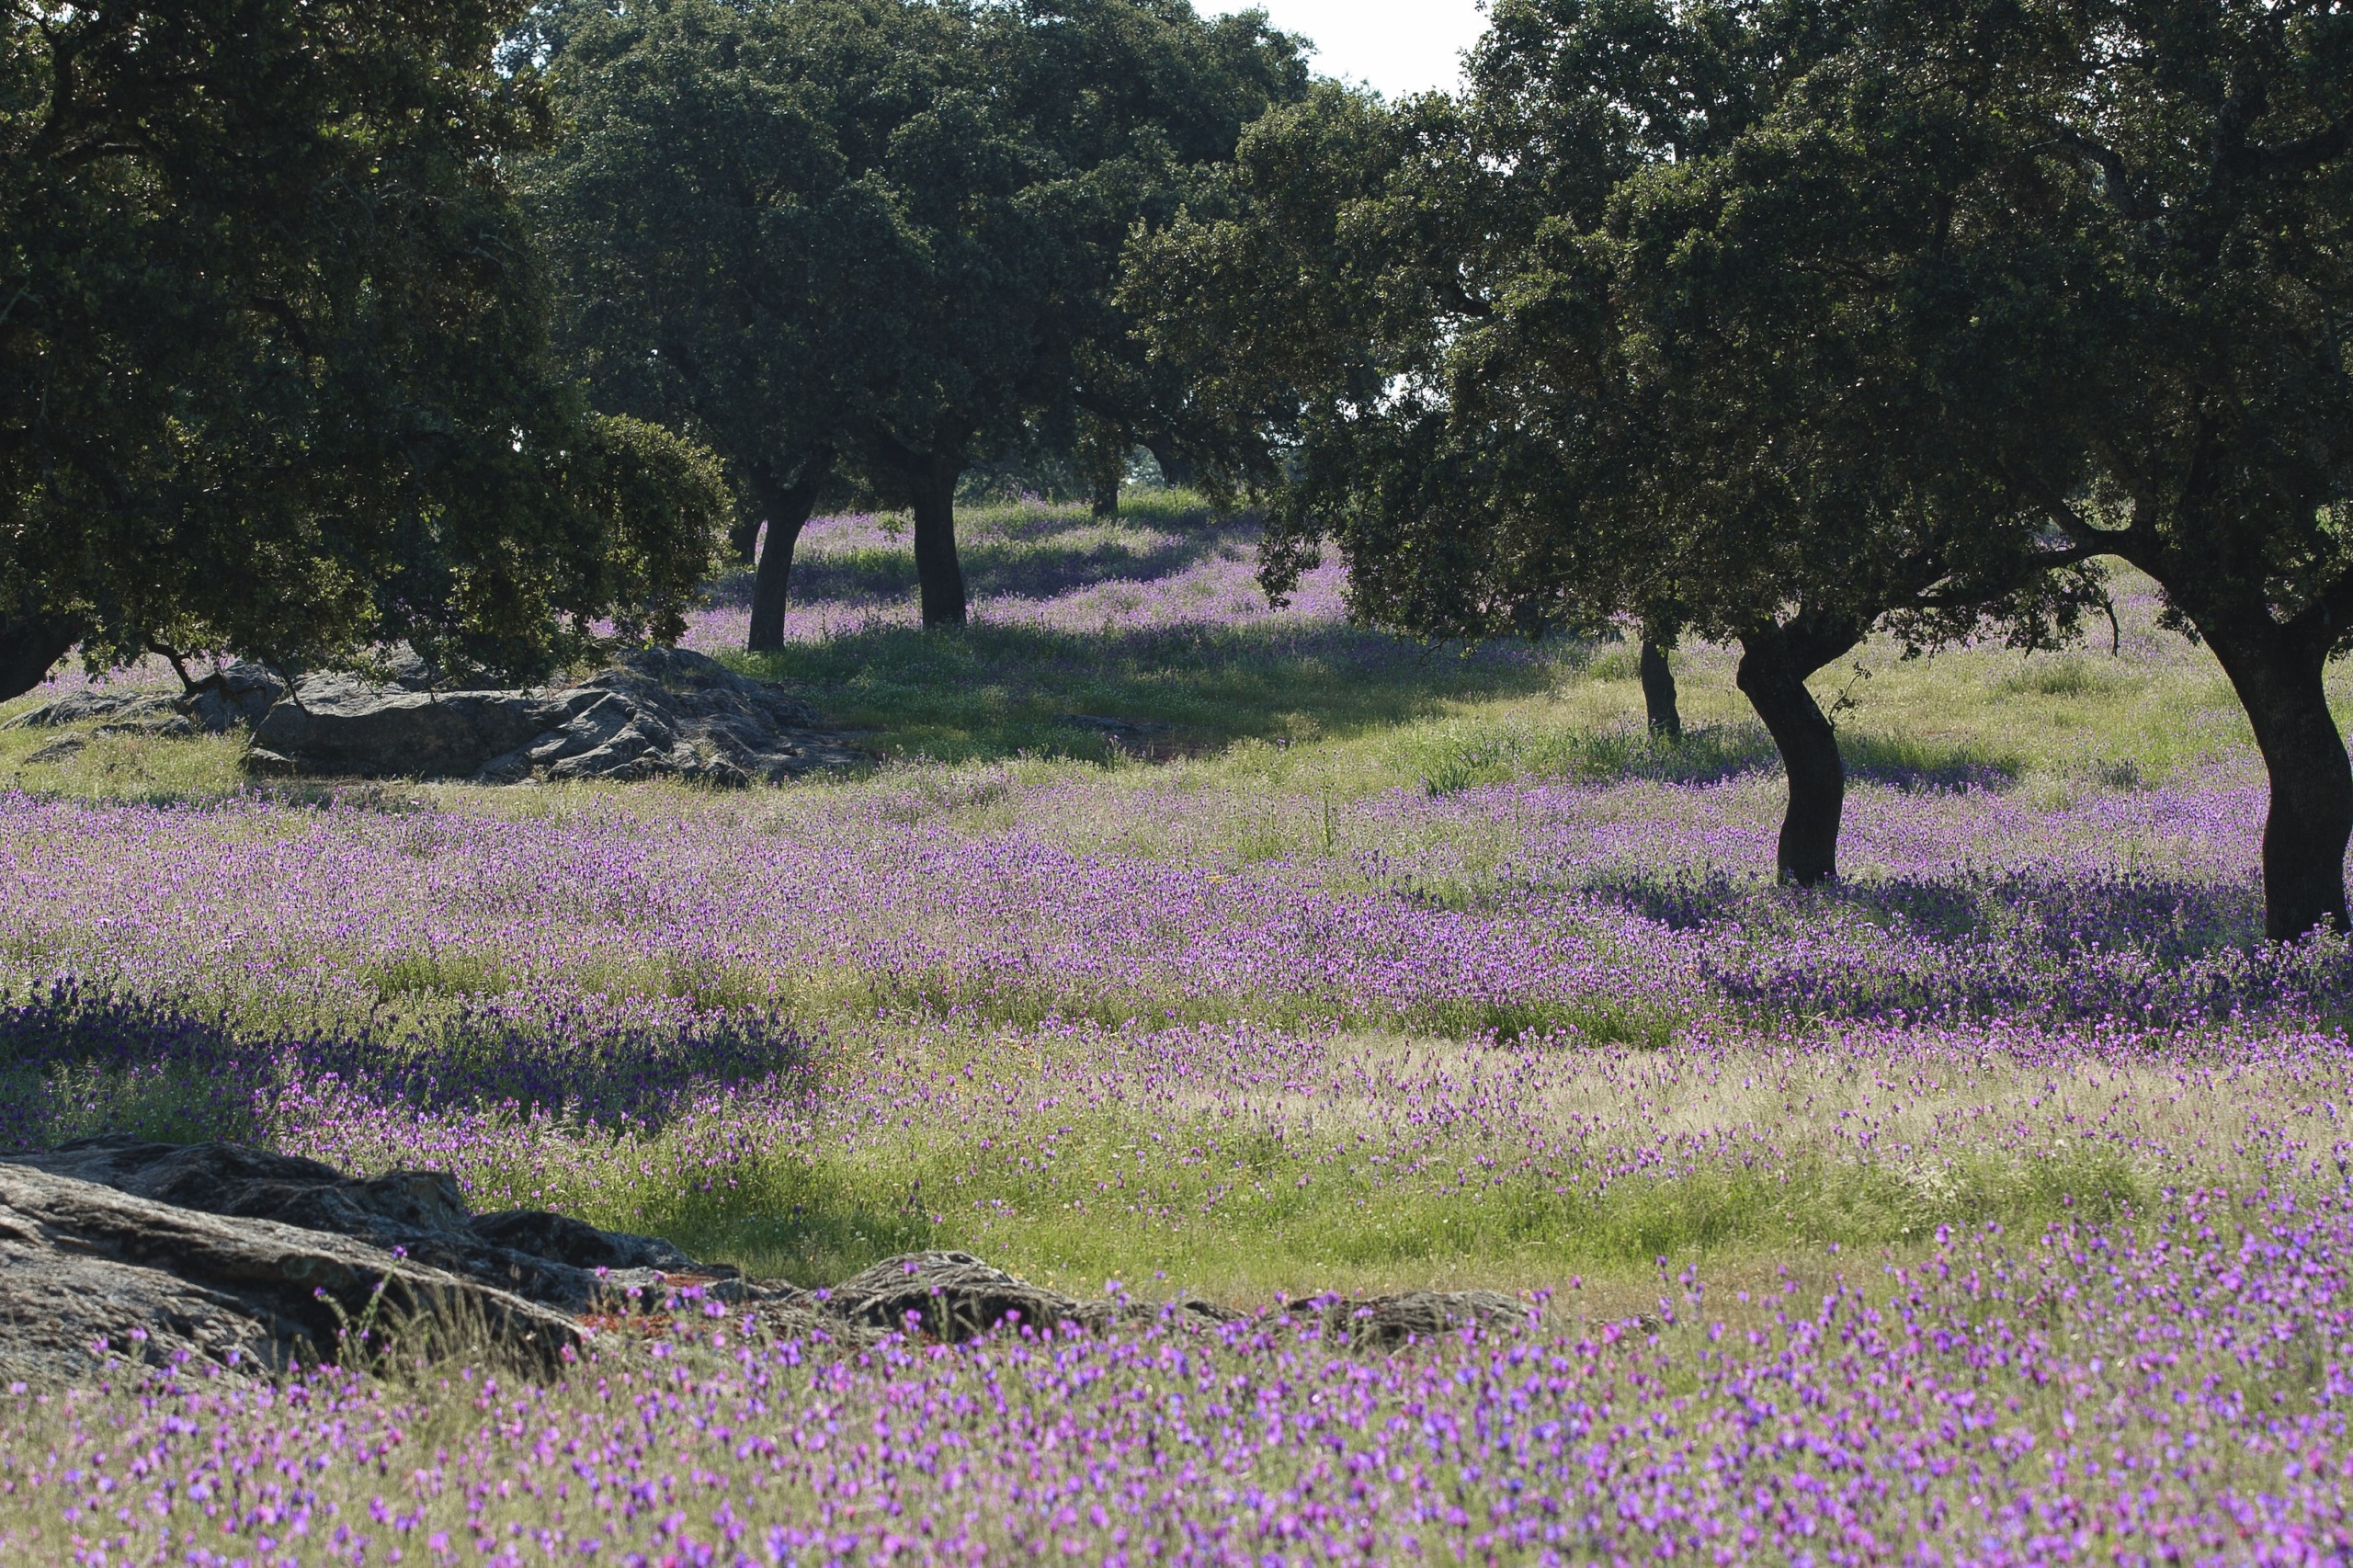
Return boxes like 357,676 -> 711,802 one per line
2200,622 -> 2351,940
1091,479 -> 1120,519
0,612 -> 80,706
726,514 -> 763,567
745,465 -> 825,653
1735,616 -> 1861,887
1640,640 -> 1682,740
906,453 -> 968,628
1144,437 -> 1195,490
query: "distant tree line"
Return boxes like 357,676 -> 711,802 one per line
520,0 -> 1305,643
1,0 -> 1291,685
4,0 -> 2347,941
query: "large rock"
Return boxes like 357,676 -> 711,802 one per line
0,1137 -> 1536,1386
18,1136 -> 710,1317
252,647 -> 866,784
1308,1288 -> 1528,1346
3,687 -> 178,730
826,1251 -> 1109,1342
0,1158 -> 579,1388
8,662 -> 291,739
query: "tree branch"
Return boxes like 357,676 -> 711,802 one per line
2244,113 -> 2353,180
2046,129 -> 2149,222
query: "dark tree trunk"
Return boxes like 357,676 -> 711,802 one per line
1145,437 -> 1195,490
727,514 -> 763,567
1091,480 -> 1120,519
1736,617 -> 1862,887
0,612 -> 79,705
745,465 -> 825,654
1640,640 -> 1682,740
2200,622 -> 2351,940
906,453 -> 968,628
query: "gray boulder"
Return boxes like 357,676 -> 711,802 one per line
4,687 -> 178,730
0,1137 -> 1538,1387
825,1250 -> 1108,1342
1310,1289 -> 1529,1346
253,647 -> 867,785
0,1158 -> 579,1388
17,1136 -> 720,1319
183,662 -> 294,731
255,680 -> 570,780
7,661 -> 287,738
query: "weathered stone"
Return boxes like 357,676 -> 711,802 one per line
183,662 -> 292,732
5,688 -> 177,730
0,1159 -> 579,1387
826,1250 -> 1099,1342
248,647 -> 866,785
14,1136 -> 727,1319
255,681 -> 574,778
0,1138 -> 1538,1388
471,1209 -> 706,1275
1311,1289 -> 1528,1346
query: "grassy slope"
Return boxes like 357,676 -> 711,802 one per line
3,492 -> 2345,1301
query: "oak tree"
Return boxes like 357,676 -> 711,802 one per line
0,0 -> 726,700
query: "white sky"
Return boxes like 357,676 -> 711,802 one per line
1214,0 -> 1490,99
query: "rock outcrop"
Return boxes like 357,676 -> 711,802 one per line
7,648 -> 868,785
0,1157 -> 580,1389
8,662 -> 313,742
0,1137 -> 1534,1388
252,647 -> 867,784
1305,1288 -> 1528,1346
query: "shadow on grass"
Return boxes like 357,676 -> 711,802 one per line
1586,863 -> 2265,960
740,619 -> 1561,766
1409,721 -> 2021,797
0,982 -> 811,1153
708,528 -> 1245,611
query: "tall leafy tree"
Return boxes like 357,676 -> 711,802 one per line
1131,17 -> 2101,886
1675,0 -> 2353,937
530,0 -> 1305,640
0,0 -> 727,700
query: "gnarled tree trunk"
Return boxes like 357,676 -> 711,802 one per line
2201,621 -> 2351,940
1735,615 -> 1862,887
877,430 -> 971,628
745,464 -> 826,654
0,612 -> 80,706
1144,437 -> 1195,490
909,457 -> 968,628
1639,640 -> 1681,740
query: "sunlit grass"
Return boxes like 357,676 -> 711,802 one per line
2,494 -> 2344,1312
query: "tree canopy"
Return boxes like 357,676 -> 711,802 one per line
1689,0 -> 2353,937
1130,4 -> 2106,886
528,0 -> 1308,641
0,0 -> 728,701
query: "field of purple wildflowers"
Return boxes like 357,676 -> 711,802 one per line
5,494 -> 2353,1563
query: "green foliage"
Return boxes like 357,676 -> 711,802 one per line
1597,0 -> 2353,933
0,0 -> 727,699
528,0 -> 1308,628
1130,5 -> 2109,661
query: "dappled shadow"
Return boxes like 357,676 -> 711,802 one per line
1584,863 -> 2263,956
745,615 -> 1556,764
0,982 -> 812,1153
703,506 -> 1240,611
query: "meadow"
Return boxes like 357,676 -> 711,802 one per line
3,493 -> 2351,1564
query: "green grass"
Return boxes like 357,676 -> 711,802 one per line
3,495 -> 2344,1305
